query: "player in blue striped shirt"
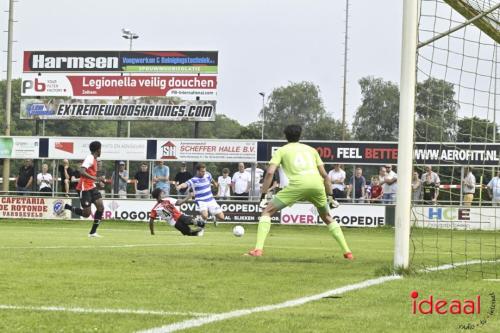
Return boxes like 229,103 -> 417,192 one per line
176,163 -> 225,224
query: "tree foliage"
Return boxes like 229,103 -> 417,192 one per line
352,76 -> 459,142
456,116 -> 497,142
352,77 -> 400,141
415,78 -> 458,142
261,81 -> 345,140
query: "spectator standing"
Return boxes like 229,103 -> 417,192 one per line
462,167 -> 476,206
111,161 -> 129,199
328,164 -> 346,201
217,168 -> 231,199
153,161 -> 170,195
245,165 -> 265,200
381,165 -> 398,204
421,165 -> 440,202
96,160 -> 105,197
174,162 -> 192,196
232,163 -> 251,200
412,171 -> 422,203
15,159 -> 34,195
422,173 -> 438,205
370,176 -> 383,203
487,169 -> 500,206
134,162 -> 150,199
347,167 -> 366,203
58,159 -> 76,197
37,163 -> 53,196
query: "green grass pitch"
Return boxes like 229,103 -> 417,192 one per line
0,219 -> 498,332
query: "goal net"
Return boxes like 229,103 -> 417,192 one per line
409,0 -> 499,277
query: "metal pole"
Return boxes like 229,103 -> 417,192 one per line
394,0 -> 419,270
259,92 -> 265,140
126,35 -> 133,174
2,0 -> 15,192
114,121 -> 122,198
34,120 -> 41,194
341,0 -> 349,140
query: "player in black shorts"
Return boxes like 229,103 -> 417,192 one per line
58,141 -> 106,237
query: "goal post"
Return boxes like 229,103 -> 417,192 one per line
395,0 -> 499,273
394,0 -> 419,270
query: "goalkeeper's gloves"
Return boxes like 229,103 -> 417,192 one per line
327,194 -> 340,209
259,193 -> 270,209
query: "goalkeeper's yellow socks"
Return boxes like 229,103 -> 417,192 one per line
327,221 -> 351,253
255,215 -> 271,250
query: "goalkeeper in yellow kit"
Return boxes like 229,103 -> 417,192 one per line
247,124 -> 353,259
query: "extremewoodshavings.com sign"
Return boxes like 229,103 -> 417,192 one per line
20,98 -> 216,121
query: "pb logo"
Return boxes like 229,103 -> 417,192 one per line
22,78 -> 46,93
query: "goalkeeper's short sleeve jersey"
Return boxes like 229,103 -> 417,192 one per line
269,142 -> 324,187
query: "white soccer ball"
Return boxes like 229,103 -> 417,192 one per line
232,225 -> 245,237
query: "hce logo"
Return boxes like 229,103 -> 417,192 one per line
22,78 -> 46,93
411,290 -> 481,315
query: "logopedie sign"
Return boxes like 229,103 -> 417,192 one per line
23,51 -> 218,74
20,98 -> 216,122
21,74 -> 217,98
281,203 -> 385,227
81,199 -> 280,223
77,199 -> 384,226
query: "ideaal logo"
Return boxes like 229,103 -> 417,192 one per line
410,291 -> 496,330
410,291 -> 480,315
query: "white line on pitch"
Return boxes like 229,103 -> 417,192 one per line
420,259 -> 500,272
0,304 -> 210,317
0,243 -> 197,250
483,279 -> 500,281
136,259 -> 498,333
135,275 -> 402,333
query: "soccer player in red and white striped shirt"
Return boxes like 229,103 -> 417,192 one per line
149,188 -> 205,236
61,141 -> 106,237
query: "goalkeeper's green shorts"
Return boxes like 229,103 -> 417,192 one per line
272,185 -> 329,214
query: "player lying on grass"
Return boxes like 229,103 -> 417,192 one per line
247,124 -> 353,259
149,188 -> 206,236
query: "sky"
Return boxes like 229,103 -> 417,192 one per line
1,0 -> 404,126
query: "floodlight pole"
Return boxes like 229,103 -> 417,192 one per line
2,0 -> 14,192
122,29 -> 139,176
394,0 -> 419,270
341,0 -> 349,140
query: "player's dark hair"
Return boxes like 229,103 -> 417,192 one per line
89,141 -> 101,153
196,163 -> 206,171
151,188 -> 163,200
284,125 -> 302,142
